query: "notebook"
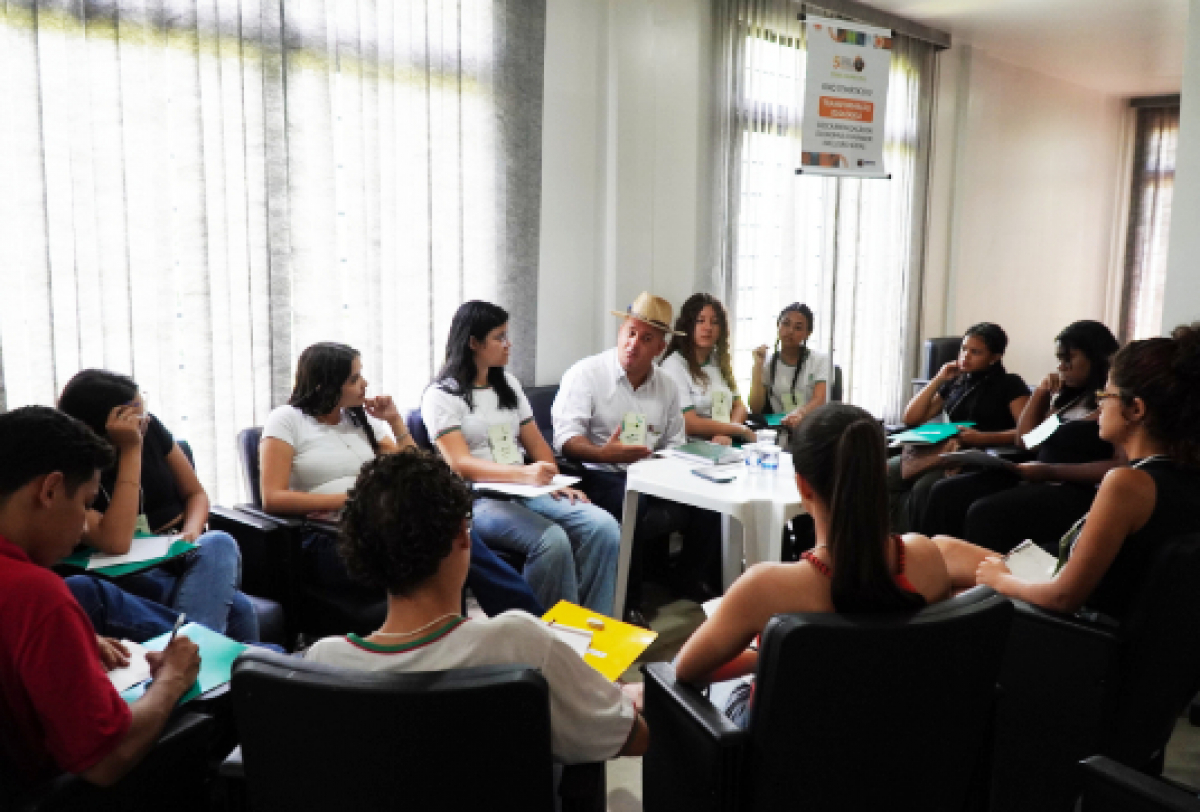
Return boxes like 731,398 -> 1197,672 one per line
1003,541 -> 1058,583
661,440 -> 743,466
119,622 -> 247,705
61,537 -> 197,578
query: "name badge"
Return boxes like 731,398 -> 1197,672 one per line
621,412 -> 648,447
134,514 -> 153,537
781,392 -> 805,413
1022,413 -> 1061,450
711,390 -> 733,423
487,423 -> 524,465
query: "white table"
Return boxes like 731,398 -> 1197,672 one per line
613,454 -> 805,615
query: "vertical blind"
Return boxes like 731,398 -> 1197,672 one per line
0,0 -> 545,503
711,0 -> 936,421
1121,104 -> 1179,341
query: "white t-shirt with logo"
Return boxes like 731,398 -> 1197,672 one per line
764,349 -> 832,414
659,352 -> 738,420
304,612 -> 636,764
420,373 -> 535,463
261,405 -> 395,495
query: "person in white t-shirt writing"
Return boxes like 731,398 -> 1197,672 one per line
422,301 -> 620,616
304,451 -> 648,764
659,293 -> 756,446
552,292 -> 723,626
747,303 -> 832,431
259,342 -> 543,616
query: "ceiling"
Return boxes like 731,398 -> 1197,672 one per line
863,0 -> 1188,96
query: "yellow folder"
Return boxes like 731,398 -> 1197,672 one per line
542,600 -> 658,681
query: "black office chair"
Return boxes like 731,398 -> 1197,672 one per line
1078,755 -> 1200,812
173,440 -> 286,647
222,648 -> 604,812
641,587 -> 1013,811
992,534 -> 1200,812
208,428 -> 386,641
829,365 -> 843,403
911,335 -> 961,395
0,713 -> 215,812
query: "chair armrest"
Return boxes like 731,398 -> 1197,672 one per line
1080,755 -> 1200,812
220,745 -> 244,780
216,503 -> 304,531
642,662 -> 748,812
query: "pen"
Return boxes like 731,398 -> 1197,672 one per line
166,613 -> 186,647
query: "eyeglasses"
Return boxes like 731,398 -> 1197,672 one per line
1095,390 -> 1122,404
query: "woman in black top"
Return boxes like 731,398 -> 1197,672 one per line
936,324 -> 1200,622
918,321 -> 1121,549
888,323 -> 1030,532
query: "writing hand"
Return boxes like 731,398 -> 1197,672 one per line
147,636 -> 201,694
523,461 -> 557,486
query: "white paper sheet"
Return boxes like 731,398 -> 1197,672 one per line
106,641 -> 152,693
702,597 -> 723,617
473,475 -> 581,499
548,623 -> 594,659
1003,541 -> 1058,583
1021,414 -> 1062,450
86,535 -> 175,570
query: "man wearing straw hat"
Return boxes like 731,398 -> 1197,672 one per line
552,292 -> 721,626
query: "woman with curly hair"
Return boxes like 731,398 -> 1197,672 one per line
935,324 -> 1200,621
660,293 -> 755,446
259,342 -> 541,615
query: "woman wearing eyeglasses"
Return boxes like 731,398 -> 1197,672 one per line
918,321 -> 1121,550
934,324 -> 1200,621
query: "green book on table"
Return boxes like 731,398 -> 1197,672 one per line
889,422 -> 976,445
668,440 -> 742,465
120,622 -> 247,704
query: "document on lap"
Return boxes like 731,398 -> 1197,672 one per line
1003,541 -> 1058,583
473,475 -> 580,499
543,601 -> 658,681
86,535 -> 175,570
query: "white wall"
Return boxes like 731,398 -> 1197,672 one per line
1163,0 -> 1200,331
535,0 -> 714,385
923,44 -> 1127,383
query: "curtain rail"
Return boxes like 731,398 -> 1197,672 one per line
801,1 -> 950,50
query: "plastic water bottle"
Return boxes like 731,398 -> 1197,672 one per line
757,430 -> 780,472
743,442 -> 762,472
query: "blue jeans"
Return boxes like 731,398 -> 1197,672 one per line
473,495 -> 620,616
67,530 -> 260,643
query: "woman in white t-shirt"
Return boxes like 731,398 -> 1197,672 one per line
422,301 -> 620,615
660,293 -> 756,446
747,303 -> 831,430
259,342 -> 543,617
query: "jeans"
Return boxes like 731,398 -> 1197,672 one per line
472,494 -> 620,616
68,530 -> 260,643
302,525 -> 544,617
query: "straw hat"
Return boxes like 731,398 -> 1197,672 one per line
610,292 -> 685,336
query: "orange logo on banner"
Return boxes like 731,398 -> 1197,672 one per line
819,97 -> 874,122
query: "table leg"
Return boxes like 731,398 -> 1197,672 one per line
613,487 -> 641,618
721,514 -> 749,589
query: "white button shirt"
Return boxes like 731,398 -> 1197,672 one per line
552,348 -> 687,472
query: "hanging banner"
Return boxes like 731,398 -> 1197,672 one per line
799,16 -> 893,178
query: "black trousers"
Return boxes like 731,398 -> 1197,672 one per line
580,468 -> 721,611
918,469 -> 1022,540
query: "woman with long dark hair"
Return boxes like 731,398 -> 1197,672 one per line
260,342 -> 542,615
919,321 -> 1121,548
936,324 -> 1200,621
57,369 -> 262,644
422,301 -> 620,614
888,322 -> 1030,532
675,404 -> 951,726
747,303 -> 831,429
660,294 -> 755,446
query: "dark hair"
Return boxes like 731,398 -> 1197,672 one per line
1110,323 -> 1200,467
57,369 -> 139,438
790,404 -> 926,613
289,342 -> 378,454
664,293 -> 738,396
1054,320 -> 1120,410
769,303 -> 814,403
963,322 -> 1008,356
338,450 -> 472,596
434,301 -> 519,411
0,406 -> 115,499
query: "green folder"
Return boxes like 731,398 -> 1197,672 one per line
60,537 -> 197,579
765,414 -> 785,428
889,422 -> 976,445
673,440 -> 742,465
120,622 -> 247,705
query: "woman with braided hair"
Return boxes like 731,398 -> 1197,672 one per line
747,303 -> 831,429
935,324 -> 1200,621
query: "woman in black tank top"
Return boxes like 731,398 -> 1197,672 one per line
934,324 -> 1200,621
918,321 -> 1121,551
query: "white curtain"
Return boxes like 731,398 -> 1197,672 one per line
0,0 -> 545,503
712,0 -> 936,421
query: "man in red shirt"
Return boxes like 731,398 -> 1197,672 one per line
0,406 -> 200,788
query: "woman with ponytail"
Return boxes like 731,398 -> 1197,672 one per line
936,324 -> 1200,621
747,303 -> 831,428
675,404 -> 951,725
260,342 -> 542,615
